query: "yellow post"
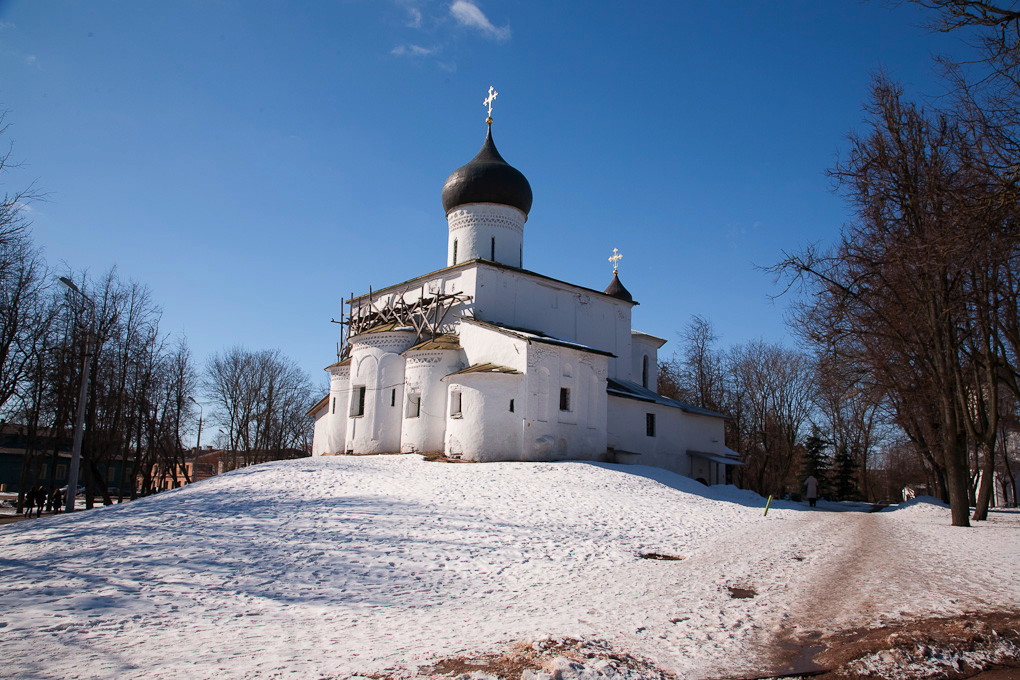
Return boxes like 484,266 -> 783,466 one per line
763,494 -> 774,516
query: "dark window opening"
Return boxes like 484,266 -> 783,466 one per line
350,386 -> 366,417
406,393 -> 421,418
453,239 -> 458,265
391,389 -> 396,407
559,387 -> 571,412
331,397 -> 336,414
646,413 -> 656,437
509,399 -> 515,412
491,236 -> 496,261
642,355 -> 649,389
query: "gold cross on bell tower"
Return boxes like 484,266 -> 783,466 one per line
609,248 -> 623,272
483,85 -> 498,124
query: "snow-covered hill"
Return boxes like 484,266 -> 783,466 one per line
0,456 -> 1017,679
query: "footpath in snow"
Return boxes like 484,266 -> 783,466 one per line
0,455 -> 1017,679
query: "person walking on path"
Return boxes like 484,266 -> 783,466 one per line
50,487 -> 63,514
21,487 -> 35,516
805,475 -> 819,508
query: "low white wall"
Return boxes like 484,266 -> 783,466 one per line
607,396 -> 726,477
311,404 -> 329,456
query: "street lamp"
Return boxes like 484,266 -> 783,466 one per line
188,396 -> 203,450
58,276 -> 93,513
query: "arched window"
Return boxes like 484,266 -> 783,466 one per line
642,355 -> 649,388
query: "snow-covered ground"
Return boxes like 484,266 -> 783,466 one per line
0,455 -> 1016,679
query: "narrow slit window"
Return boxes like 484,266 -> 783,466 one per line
453,239 -> 458,265
491,236 -> 496,261
646,413 -> 656,437
509,398 -> 515,413
559,387 -> 571,412
642,355 -> 649,389
331,397 -> 336,414
391,389 -> 396,407
450,390 -> 462,417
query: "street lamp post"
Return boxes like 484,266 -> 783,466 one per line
58,276 -> 93,513
188,396 -> 203,450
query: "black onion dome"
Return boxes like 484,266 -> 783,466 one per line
604,272 -> 633,302
442,125 -> 533,216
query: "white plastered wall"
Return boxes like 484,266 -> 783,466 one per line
521,342 -> 609,462
345,330 -> 416,454
401,349 -> 463,453
325,365 -> 350,454
471,264 -> 633,380
631,333 -> 666,390
447,204 -> 525,268
444,373 -> 523,461
311,403 -> 329,456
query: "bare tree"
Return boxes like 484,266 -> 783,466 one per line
206,347 -> 314,469
727,341 -> 815,496
774,79 -> 1020,526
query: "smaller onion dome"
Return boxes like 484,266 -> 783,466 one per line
604,271 -> 633,302
442,125 -> 533,216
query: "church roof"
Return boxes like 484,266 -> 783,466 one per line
323,358 -> 351,371
306,394 -> 330,417
606,378 -> 728,419
603,272 -> 633,302
348,259 -> 637,308
350,322 -> 416,336
631,330 -> 667,348
441,125 -> 533,216
405,334 -> 461,352
462,317 -> 616,357
445,362 -> 522,378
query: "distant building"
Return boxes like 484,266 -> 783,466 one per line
0,424 -> 130,494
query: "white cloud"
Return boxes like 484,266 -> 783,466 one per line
406,7 -> 422,28
449,0 -> 510,41
0,22 -> 16,30
24,55 -> 37,67
391,44 -> 435,57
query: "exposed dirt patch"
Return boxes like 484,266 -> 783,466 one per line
368,638 -> 677,679
640,552 -> 686,561
769,610 -> 1020,680
728,585 -> 758,599
418,451 -> 476,463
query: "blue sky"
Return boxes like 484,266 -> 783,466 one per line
0,0 -> 974,392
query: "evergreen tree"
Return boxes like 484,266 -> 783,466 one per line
831,446 -> 860,501
801,426 -> 831,498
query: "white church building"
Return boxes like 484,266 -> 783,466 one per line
309,100 -> 742,484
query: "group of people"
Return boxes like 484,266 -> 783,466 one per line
22,486 -> 64,517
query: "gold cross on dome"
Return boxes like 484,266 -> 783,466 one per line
483,85 -> 498,123
609,248 -> 623,272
